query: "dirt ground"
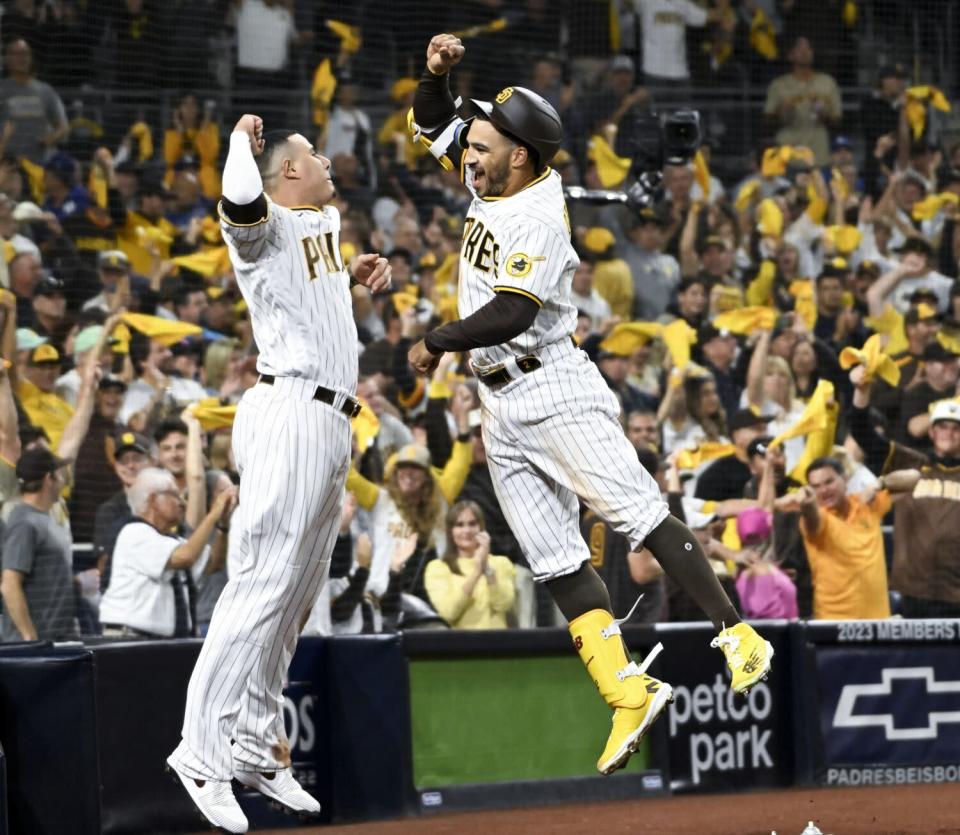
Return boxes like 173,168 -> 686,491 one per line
240,783 -> 960,835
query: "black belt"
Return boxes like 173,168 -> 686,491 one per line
260,375 -> 362,418
476,355 -> 542,387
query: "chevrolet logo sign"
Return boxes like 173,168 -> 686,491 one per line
833,667 -> 960,741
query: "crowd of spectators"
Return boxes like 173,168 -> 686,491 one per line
0,1 -> 959,644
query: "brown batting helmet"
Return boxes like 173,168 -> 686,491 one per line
457,86 -> 563,170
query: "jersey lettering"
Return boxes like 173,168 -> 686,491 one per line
301,232 -> 343,280
461,218 -> 497,273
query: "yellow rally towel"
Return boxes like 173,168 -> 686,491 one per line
806,182 -> 828,224
746,260 -> 777,307
129,121 -> 154,162
788,279 -> 817,331
761,146 -> 814,178
122,313 -> 203,346
599,322 -> 663,356
714,306 -> 777,335
189,398 -> 237,430
675,442 -> 737,470
588,135 -> 631,188
735,179 -> 761,213
693,150 -> 711,200
912,192 -> 959,221
905,85 -> 951,140
757,198 -> 784,238
662,318 -> 697,371
750,8 -> 778,60
111,323 -> 131,355
770,379 -> 835,449
830,167 -> 849,204
839,333 -> 901,386
326,19 -> 362,54
824,225 -> 862,256
311,58 -> 337,128
938,330 -> 960,354
172,247 -> 231,278
392,291 -> 418,315
864,303 -> 912,356
351,398 -> 380,452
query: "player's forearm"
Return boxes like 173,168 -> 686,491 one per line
222,132 -> 264,207
413,67 -> 457,134
424,293 -> 539,354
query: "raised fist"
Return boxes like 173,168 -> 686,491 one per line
233,114 -> 264,155
426,34 -> 464,74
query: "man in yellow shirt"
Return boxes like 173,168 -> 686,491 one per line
117,182 -> 179,275
16,344 -> 74,450
776,457 -> 920,619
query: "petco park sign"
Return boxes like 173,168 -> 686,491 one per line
655,624 -> 792,793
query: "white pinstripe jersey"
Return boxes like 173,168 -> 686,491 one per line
459,168 -> 580,368
220,198 -> 358,392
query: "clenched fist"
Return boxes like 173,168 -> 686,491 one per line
427,34 -> 464,74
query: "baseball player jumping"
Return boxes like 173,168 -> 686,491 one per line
166,116 -> 391,832
408,35 -> 773,775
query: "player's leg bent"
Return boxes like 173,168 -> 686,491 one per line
483,421 -> 671,773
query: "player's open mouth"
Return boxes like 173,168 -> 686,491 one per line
473,170 -> 485,188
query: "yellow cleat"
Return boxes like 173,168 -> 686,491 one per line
569,608 -> 673,775
596,672 -> 673,775
711,622 -> 774,694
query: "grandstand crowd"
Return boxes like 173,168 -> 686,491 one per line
0,0 -> 958,643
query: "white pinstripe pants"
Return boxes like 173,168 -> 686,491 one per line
479,346 -> 669,582
169,381 -> 350,780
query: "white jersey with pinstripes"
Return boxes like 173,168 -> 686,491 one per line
220,198 -> 358,392
458,168 -> 579,369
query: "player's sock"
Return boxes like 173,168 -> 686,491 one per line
545,561 -> 612,621
643,515 -> 741,632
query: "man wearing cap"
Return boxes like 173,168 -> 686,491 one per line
579,227 -> 633,320
595,335 -> 659,417
94,430 -> 154,588
117,181 -> 179,275
82,250 -> 133,315
695,409 -> 772,501
687,233 -> 736,287
850,366 -> 960,617
42,152 -> 90,223
67,372 -> 130,543
621,208 -> 681,321
29,272 -> 68,354
17,343 -> 73,450
0,447 -> 76,641
409,33 -> 773,778
898,342 -> 960,450
696,323 -> 743,419
55,317 -> 122,406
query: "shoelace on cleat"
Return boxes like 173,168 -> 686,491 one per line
710,633 -> 744,669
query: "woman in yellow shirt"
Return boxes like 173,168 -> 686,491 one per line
425,501 -> 515,629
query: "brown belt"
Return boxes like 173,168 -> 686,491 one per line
260,375 -> 362,418
476,355 -> 542,387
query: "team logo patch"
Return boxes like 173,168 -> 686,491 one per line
495,87 -> 514,104
505,252 -> 542,278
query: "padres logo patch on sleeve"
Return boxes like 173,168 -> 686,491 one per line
505,252 -> 544,278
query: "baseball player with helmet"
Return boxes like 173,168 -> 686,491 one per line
407,34 -> 773,775
165,115 -> 391,832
